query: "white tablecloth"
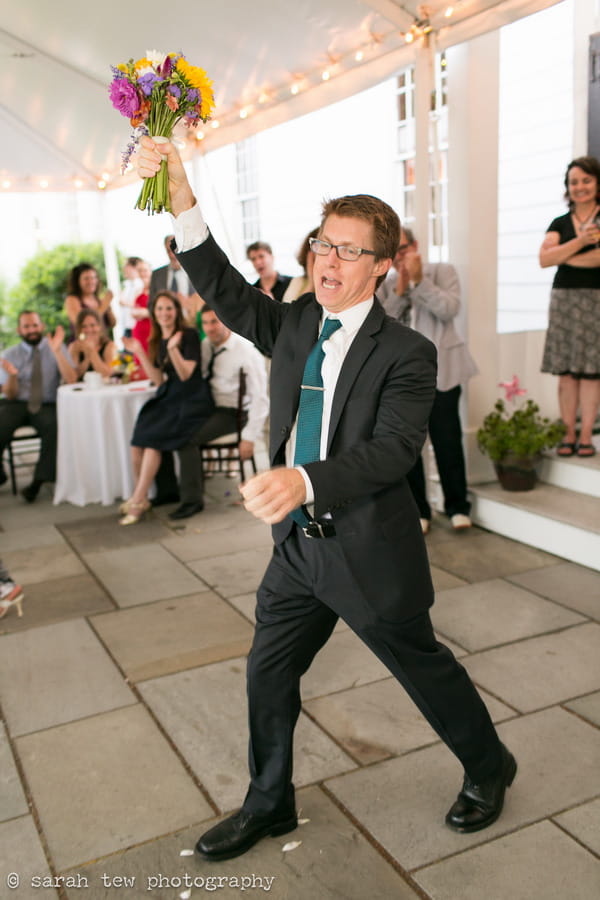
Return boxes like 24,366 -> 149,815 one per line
54,380 -> 156,506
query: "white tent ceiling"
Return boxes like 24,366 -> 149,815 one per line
1,0 -> 560,192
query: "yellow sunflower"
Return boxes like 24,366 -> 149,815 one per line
176,58 -> 215,118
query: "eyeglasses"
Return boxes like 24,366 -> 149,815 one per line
309,237 -> 376,262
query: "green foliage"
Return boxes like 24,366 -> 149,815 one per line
0,243 -> 121,348
477,399 -> 566,462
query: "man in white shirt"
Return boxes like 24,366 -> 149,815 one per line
137,136 -> 516,861
170,307 -> 269,520
0,311 -> 76,501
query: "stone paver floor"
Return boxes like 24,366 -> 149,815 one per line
1,474 -> 599,900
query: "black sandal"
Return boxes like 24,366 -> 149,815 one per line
556,442 -> 576,457
576,443 -> 596,458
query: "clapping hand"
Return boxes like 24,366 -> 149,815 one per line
167,331 -> 183,352
122,336 -> 142,355
47,325 -> 65,353
1,357 -> 18,376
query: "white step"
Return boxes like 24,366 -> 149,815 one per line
538,448 -> 600,498
471,481 -> 600,572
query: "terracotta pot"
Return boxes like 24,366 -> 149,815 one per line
494,455 -> 540,491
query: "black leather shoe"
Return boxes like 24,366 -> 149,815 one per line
151,492 -> 180,507
21,480 -> 42,503
196,808 -> 298,861
168,502 -> 204,520
446,743 -> 517,833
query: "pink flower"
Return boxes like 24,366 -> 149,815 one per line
165,93 -> 179,112
109,78 -> 141,118
498,375 -> 527,403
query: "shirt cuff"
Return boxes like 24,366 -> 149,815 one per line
295,466 -> 314,505
171,204 -> 209,252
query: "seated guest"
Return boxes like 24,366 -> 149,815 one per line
170,307 -> 269,520
68,309 -> 117,380
119,291 -> 214,525
0,311 -> 76,502
64,263 -> 116,338
246,241 -> 292,302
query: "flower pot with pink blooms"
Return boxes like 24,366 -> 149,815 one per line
477,377 -> 566,491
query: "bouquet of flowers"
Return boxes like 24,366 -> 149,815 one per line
109,50 -> 215,214
110,349 -> 138,383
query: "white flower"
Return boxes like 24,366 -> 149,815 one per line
145,49 -> 167,68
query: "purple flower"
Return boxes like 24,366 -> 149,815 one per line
109,78 -> 140,118
187,88 -> 199,102
138,72 -> 160,96
168,84 -> 181,99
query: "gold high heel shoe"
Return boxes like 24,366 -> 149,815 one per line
118,499 -> 151,526
119,498 -> 132,515
0,584 -> 25,619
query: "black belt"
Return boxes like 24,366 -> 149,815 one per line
302,520 -> 336,539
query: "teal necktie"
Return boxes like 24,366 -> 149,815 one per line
292,316 -> 342,525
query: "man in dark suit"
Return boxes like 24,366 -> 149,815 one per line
137,137 -> 517,862
149,234 -> 195,309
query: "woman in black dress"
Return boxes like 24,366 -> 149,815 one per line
120,291 -> 214,524
539,156 -> 600,457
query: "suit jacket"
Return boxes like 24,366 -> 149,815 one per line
149,264 -> 193,306
378,263 -> 478,391
178,233 -> 438,620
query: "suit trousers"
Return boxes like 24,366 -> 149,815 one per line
177,407 -> 245,504
406,385 -> 470,519
243,524 -> 502,816
0,400 -> 57,483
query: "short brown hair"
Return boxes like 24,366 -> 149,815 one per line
246,241 -> 272,258
320,194 -> 400,289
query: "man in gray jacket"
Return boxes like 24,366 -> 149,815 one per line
377,228 -> 478,532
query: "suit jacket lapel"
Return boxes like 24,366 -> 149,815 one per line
270,300 -> 321,461
327,302 -> 384,453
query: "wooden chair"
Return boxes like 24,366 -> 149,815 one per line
200,368 -> 257,482
5,426 -> 41,494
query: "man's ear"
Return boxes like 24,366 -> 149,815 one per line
373,258 -> 392,279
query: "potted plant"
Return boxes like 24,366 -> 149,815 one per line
477,377 -> 566,491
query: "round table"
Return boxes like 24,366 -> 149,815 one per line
54,380 -> 156,506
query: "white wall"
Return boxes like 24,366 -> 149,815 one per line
497,0 -> 574,333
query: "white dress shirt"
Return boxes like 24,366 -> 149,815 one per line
201,332 -> 269,443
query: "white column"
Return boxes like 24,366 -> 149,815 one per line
446,31 -> 501,482
413,37 -> 434,256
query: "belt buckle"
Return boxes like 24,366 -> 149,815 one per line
302,521 -> 329,539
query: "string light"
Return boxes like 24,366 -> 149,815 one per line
444,6 -> 454,17
1,18 -> 444,184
